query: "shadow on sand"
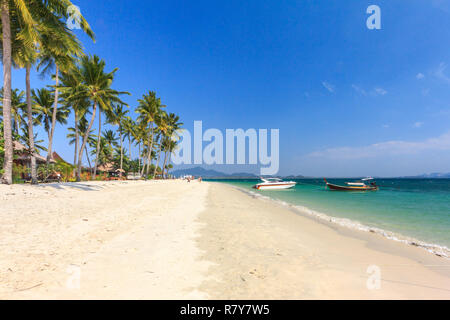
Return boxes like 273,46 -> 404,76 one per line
36,182 -> 105,191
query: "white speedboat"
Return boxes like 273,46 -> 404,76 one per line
252,178 -> 296,190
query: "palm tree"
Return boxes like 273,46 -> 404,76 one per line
0,88 -> 26,135
102,129 -> 118,151
19,125 -> 46,154
152,110 -> 169,178
10,0 -> 68,184
136,91 -> 164,177
1,0 -> 94,184
107,104 -> 128,175
122,116 -> 135,163
132,121 -> 147,175
36,2 -> 94,167
33,88 -> 69,140
1,0 -> 35,184
59,69 -> 90,167
164,138 -> 179,178
163,113 -> 183,178
89,136 -> 109,167
67,116 -> 95,173
63,55 -> 129,181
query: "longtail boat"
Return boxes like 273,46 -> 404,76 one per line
324,178 -> 378,191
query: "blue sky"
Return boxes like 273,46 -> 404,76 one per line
5,0 -> 450,177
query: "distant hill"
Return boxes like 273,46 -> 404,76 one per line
170,167 -> 257,178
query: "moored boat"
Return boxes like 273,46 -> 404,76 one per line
253,178 -> 296,190
324,178 -> 378,191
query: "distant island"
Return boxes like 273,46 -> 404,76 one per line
171,167 -> 450,179
170,167 -> 308,179
400,173 -> 450,179
170,167 -> 258,179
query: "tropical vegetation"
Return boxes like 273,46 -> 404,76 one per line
0,0 -> 182,184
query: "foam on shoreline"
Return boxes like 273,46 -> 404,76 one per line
228,184 -> 450,259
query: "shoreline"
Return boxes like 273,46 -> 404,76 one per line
224,183 -> 450,259
1,180 -> 449,299
199,182 -> 450,299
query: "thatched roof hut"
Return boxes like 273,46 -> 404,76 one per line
97,162 -> 115,172
13,141 -> 55,165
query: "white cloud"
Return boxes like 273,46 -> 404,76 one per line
435,62 -> 450,84
374,87 -> 387,96
416,72 -> 425,79
322,81 -> 335,93
413,121 -> 424,128
351,85 -> 387,96
305,131 -> 450,160
382,124 -> 390,128
421,88 -> 430,96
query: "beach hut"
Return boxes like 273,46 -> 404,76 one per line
97,162 -> 125,180
13,141 -> 56,166
13,141 -> 58,182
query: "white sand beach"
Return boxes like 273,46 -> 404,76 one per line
0,180 -> 449,299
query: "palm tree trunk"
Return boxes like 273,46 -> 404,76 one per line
77,103 -> 97,181
93,110 -> 102,179
73,112 -> 79,178
167,151 -> 173,178
74,112 -> 79,166
162,151 -> 169,179
85,145 -> 92,171
128,135 -> 132,163
25,65 -> 37,184
119,127 -> 123,177
153,142 -> 162,178
1,1 -> 13,185
47,64 -> 59,165
140,140 -> 147,177
145,122 -> 154,176
138,143 -> 141,175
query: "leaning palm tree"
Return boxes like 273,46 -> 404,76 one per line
1,0 -> 35,184
1,0 -> 94,184
9,0 -> 72,183
63,55 -> 129,181
38,31 -> 82,166
36,1 -> 94,167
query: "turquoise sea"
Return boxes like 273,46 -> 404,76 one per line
208,178 -> 450,255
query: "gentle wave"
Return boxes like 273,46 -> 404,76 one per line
230,184 -> 450,259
